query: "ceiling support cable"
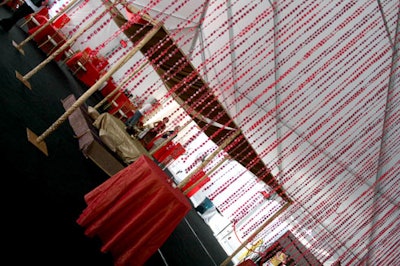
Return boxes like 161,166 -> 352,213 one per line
226,0 -> 240,121
264,4 -> 358,261
376,0 -> 396,50
241,91 -> 400,208
269,0 -> 284,177
188,0 -> 210,57
365,6 -> 400,265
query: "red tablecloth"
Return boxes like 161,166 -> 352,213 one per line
152,142 -> 186,164
76,155 -> 191,265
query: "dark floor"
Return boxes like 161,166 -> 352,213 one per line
0,6 -> 231,266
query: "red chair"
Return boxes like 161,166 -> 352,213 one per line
27,15 -> 48,37
171,143 -> 185,159
108,93 -> 137,121
27,14 -> 70,61
153,141 -> 175,163
153,142 -> 186,165
96,79 -> 136,121
24,6 -> 49,29
99,78 -> 117,96
52,13 -> 70,29
65,47 -> 109,86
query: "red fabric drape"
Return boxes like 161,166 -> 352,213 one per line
76,155 -> 191,265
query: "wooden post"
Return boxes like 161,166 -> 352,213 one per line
220,202 -> 292,266
15,0 -> 118,90
27,23 -> 162,155
177,129 -> 241,189
12,0 -> 80,55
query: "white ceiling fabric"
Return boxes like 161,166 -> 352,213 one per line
151,2 -> 399,264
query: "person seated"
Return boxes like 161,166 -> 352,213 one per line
160,125 -> 180,139
146,125 -> 180,151
140,117 -> 169,146
151,117 -> 169,134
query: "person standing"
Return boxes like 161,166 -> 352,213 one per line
0,0 -> 51,32
125,99 -> 157,129
150,116 -> 169,134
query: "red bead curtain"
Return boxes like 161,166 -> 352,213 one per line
48,0 -> 399,265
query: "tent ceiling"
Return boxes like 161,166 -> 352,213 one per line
61,0 -> 399,264
120,1 -> 399,264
